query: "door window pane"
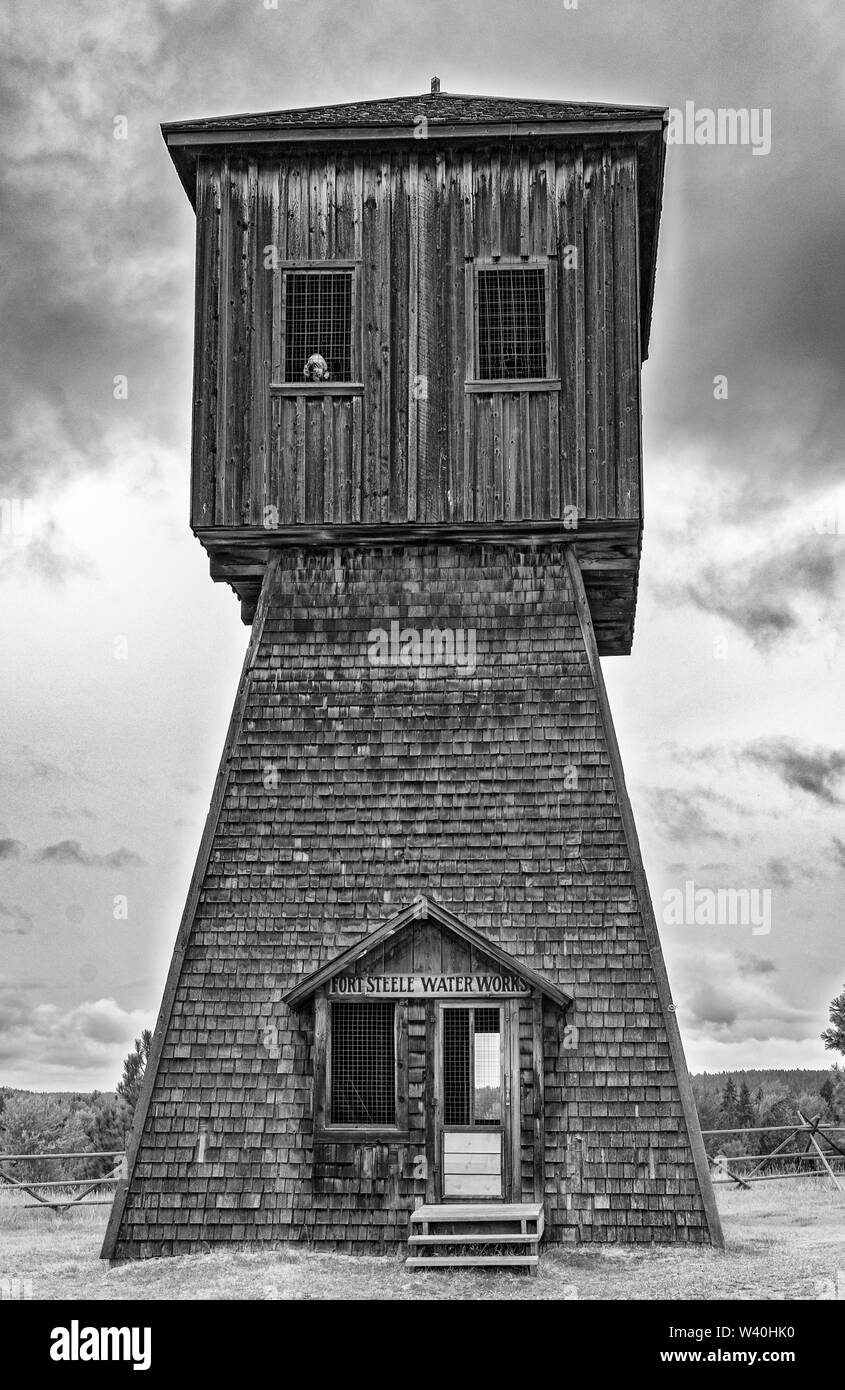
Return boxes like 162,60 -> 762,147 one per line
473,1007 -> 502,1123
442,1005 -> 502,1126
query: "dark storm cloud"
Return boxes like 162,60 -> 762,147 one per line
679,949 -> 817,1041
35,840 -> 146,868
99,847 -> 147,869
650,3 -> 845,497
0,839 -> 25,861
646,786 -> 737,843
0,984 -> 151,1073
672,736 -> 845,805
35,841 -> 89,865
742,739 -> 845,805
681,981 -> 814,1040
0,902 -> 34,936
29,759 -> 63,781
0,524 -> 94,585
0,5 -> 192,499
10,747 -> 99,788
0,0 -> 359,505
665,859 -> 732,877
832,837 -> 845,870
763,858 -> 794,891
0,987 -> 34,1033
736,955 -> 777,978
665,537 -> 845,648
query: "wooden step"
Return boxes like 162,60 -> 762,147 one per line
406,1254 -> 539,1269
406,1202 -> 544,1274
410,1205 -> 543,1242
409,1232 -> 539,1246
411,1202 -> 542,1224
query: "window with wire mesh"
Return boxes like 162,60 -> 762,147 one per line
329,1002 -> 395,1126
476,266 -> 547,380
283,269 -> 353,382
443,1006 -> 503,1126
443,1007 -> 471,1125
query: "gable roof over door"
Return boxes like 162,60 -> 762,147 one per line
283,895 -> 573,1010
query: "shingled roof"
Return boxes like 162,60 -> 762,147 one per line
162,90 -> 666,135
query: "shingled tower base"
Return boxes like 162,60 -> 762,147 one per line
102,545 -> 722,1259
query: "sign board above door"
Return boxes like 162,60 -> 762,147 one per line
330,972 -> 531,998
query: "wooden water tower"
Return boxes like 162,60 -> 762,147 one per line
103,85 -> 722,1263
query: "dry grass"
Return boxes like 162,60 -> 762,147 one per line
0,1180 -> 843,1300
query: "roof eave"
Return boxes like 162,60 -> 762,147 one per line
162,115 -> 666,213
640,113 -> 668,361
163,115 -> 665,145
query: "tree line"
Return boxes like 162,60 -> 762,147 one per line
693,983 -> 845,1158
0,1030 -> 151,1181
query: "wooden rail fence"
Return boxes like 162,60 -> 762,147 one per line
0,1151 -> 126,1211
703,1113 -> 845,1191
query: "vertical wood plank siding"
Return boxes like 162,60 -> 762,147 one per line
192,145 -> 641,530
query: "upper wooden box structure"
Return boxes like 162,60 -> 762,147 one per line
163,88 -> 668,653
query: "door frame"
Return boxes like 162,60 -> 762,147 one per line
432,998 -> 521,1203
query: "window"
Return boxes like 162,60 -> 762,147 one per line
475,265 -> 547,380
329,1001 -> 396,1126
443,1005 -> 503,1126
283,268 -> 353,383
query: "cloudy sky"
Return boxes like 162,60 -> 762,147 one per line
1,0 -> 843,1090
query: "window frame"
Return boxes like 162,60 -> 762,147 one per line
272,259 -> 364,394
441,1001 -> 506,1131
465,255 -> 560,393
313,991 -> 409,1144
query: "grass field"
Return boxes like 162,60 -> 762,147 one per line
1,1181 -> 843,1300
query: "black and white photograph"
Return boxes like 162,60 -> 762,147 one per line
1,0 -> 843,1358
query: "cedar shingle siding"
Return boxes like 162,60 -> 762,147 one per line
107,546 -> 712,1258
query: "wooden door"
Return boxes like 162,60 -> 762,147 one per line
436,1002 -> 513,1201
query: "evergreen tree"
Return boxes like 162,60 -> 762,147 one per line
0,1093 -> 68,1181
822,986 -> 845,1055
116,1029 -> 152,1115
720,1076 -> 738,1127
75,1095 -> 132,1177
829,1066 -> 845,1122
736,1081 -> 755,1129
